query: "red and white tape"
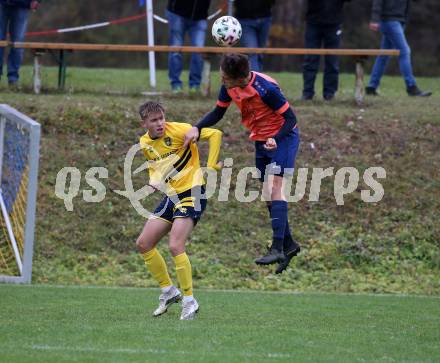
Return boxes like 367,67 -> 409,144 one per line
26,9 -> 222,37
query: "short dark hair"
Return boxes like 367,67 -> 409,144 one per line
139,101 -> 165,120
220,53 -> 250,79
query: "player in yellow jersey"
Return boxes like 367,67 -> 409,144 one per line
135,101 -> 222,320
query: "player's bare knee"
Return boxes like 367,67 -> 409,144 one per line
136,236 -> 152,253
273,176 -> 284,189
168,237 -> 185,256
270,177 -> 284,200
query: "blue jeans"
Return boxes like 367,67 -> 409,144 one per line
166,10 -> 207,89
0,4 -> 29,83
302,23 -> 341,98
368,21 -> 416,89
238,16 -> 272,71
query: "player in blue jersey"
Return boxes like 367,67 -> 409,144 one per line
184,53 -> 301,274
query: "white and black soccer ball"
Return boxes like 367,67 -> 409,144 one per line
212,16 -> 242,47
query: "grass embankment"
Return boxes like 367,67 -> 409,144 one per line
0,67 -> 439,293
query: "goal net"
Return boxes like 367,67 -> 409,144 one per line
0,104 -> 40,283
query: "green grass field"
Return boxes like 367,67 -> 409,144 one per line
1,66 -> 440,362
1,284 -> 439,363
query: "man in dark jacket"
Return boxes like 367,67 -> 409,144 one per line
234,0 -> 276,71
366,0 -> 431,97
301,0 -> 351,101
166,0 -> 211,94
0,0 -> 40,87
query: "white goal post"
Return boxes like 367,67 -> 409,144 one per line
0,104 -> 40,283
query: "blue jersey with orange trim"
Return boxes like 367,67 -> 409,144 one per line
216,72 -> 291,141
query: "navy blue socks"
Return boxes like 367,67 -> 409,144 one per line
270,200 -> 288,252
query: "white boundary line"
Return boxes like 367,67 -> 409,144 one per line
3,283 -> 439,299
29,344 -> 295,360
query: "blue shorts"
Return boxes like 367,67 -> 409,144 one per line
255,127 -> 300,182
152,187 -> 207,225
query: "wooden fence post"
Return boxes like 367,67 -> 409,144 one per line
354,56 -> 367,105
201,53 -> 212,97
32,51 -> 43,94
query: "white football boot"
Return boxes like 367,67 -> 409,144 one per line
180,298 -> 199,320
152,286 -> 182,317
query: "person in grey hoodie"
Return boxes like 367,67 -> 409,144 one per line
366,0 -> 431,97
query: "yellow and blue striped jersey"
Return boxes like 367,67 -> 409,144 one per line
140,122 -> 222,195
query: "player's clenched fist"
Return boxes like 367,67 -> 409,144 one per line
263,137 -> 277,150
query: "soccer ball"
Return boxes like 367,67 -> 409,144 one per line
212,16 -> 242,47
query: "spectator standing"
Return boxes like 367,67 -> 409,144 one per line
0,0 -> 40,87
365,0 -> 432,97
234,0 -> 276,72
166,0 -> 211,94
302,0 -> 351,101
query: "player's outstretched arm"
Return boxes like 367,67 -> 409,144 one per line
183,105 -> 227,147
199,128 -> 223,170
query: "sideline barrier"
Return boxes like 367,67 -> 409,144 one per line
24,9 -> 223,37
0,41 -> 399,104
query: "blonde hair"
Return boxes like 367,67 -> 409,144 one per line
138,101 -> 165,120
